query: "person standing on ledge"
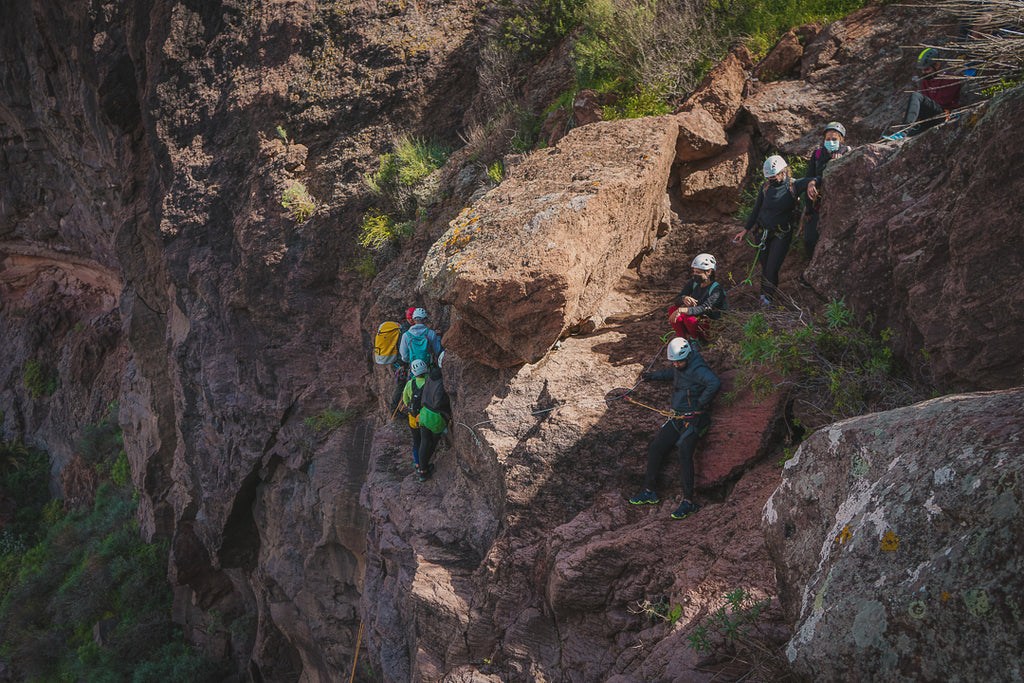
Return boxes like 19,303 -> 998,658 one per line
628,337 -> 721,520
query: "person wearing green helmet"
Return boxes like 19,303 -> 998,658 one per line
883,47 -> 962,141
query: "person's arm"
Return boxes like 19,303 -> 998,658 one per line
695,367 -> 722,410
398,332 -> 409,363
744,188 -> 765,232
672,281 -> 694,307
688,284 -> 726,318
641,368 -> 674,381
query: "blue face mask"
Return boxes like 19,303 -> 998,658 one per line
824,139 -> 840,153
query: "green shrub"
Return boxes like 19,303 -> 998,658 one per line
487,159 -> 505,184
281,182 -> 316,222
304,407 -> 357,433
602,84 -> 672,120
357,211 -> 414,252
687,588 -> 772,654
23,359 -> 59,399
711,0 -> 868,60
365,136 -> 451,214
350,252 -> 379,279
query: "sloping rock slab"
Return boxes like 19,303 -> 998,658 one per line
697,369 -> 788,489
420,116 -> 679,367
763,388 -> 1024,681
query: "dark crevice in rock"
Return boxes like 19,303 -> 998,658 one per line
218,458 -> 264,571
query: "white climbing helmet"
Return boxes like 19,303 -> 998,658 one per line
691,253 -> 716,271
411,359 -> 429,376
437,351 -> 445,369
762,155 -> 788,178
412,307 -> 428,321
667,337 -> 692,362
824,121 -> 846,138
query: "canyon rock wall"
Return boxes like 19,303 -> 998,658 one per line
2,0 -> 1023,681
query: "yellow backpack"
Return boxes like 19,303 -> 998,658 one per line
374,322 -> 402,365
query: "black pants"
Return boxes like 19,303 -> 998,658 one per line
419,427 -> 442,470
903,92 -> 944,135
644,418 -> 701,500
758,228 -> 793,298
803,209 -> 820,261
410,424 -> 421,461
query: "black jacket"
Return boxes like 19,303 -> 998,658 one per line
647,351 -> 721,415
744,177 -> 815,232
804,146 -> 851,214
673,280 -> 726,319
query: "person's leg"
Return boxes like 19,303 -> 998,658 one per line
643,420 -> 680,491
913,95 -> 945,134
668,305 -> 687,337
903,91 -> 927,125
676,431 -> 700,502
418,427 -> 438,474
761,232 -> 793,299
410,424 -> 421,465
803,210 -> 820,261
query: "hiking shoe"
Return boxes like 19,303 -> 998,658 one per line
417,463 -> 435,482
882,130 -> 907,142
629,489 -> 660,505
670,500 -> 700,520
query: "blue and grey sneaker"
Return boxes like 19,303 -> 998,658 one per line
670,500 -> 699,519
629,489 -> 660,505
417,463 -> 435,482
882,130 -> 907,142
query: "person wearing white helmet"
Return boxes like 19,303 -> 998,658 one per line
669,253 -> 727,342
629,337 -> 721,520
401,358 -> 431,469
733,155 -> 820,305
798,122 -> 853,288
399,307 -> 443,368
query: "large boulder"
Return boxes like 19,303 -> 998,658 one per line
677,50 -> 749,129
420,116 -> 679,368
763,387 -> 1024,681
675,130 -> 756,215
808,85 -> 1024,391
674,105 -> 729,163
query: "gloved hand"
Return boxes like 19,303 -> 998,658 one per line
640,372 -> 652,381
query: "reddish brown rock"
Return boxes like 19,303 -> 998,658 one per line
808,86 -> 1024,391
674,106 -> 729,162
572,88 -> 604,127
420,116 -> 679,367
675,131 -> 756,215
754,28 -> 805,81
677,51 -> 748,129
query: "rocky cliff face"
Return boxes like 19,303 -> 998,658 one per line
2,1 -> 1022,681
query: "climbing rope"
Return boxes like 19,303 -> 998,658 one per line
349,619 -> 364,683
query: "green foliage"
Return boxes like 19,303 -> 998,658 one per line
711,0 -> 868,60
23,359 -> 60,399
687,588 -> 772,654
304,407 -> 357,433
719,300 -> 920,421
357,211 -> 414,252
350,252 -> 379,279
366,137 -> 451,201
276,125 -> 288,142
281,182 -> 316,222
487,159 -> 505,184
631,597 -> 684,625
602,84 -> 672,120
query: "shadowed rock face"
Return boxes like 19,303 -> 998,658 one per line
763,388 -> 1024,681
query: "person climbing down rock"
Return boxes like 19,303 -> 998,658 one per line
388,306 -> 419,415
883,47 -> 962,141
799,121 -> 852,287
629,337 -> 720,520
733,155 -> 818,305
401,358 -> 430,469
669,253 -> 727,343
416,351 -> 451,482
399,307 -> 443,368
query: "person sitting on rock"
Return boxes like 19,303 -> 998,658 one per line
401,359 -> 430,469
883,48 -> 962,141
629,337 -> 721,520
669,253 -> 726,343
416,351 -> 451,482
733,155 -> 819,305
399,307 -> 443,368
799,121 -> 852,287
